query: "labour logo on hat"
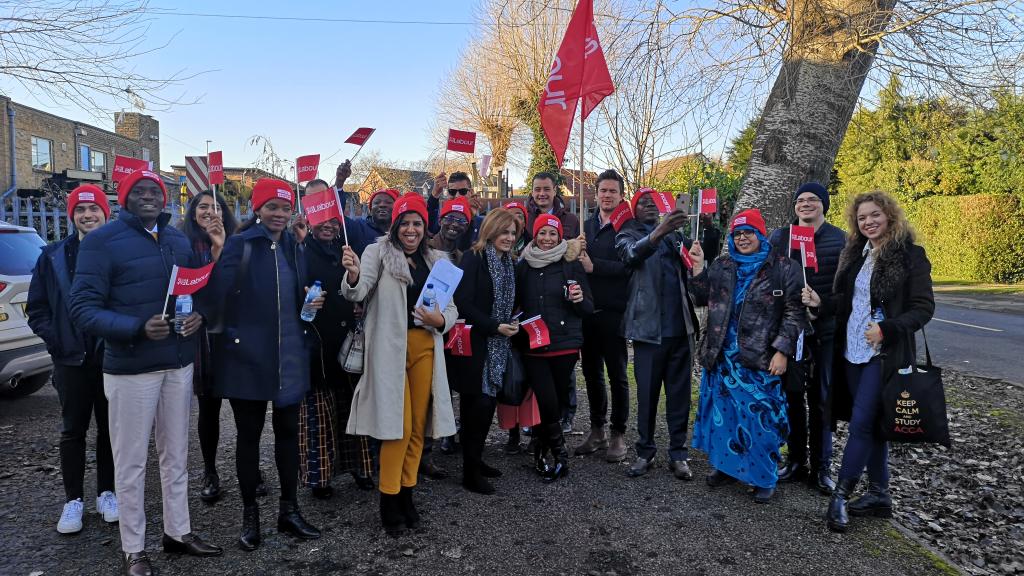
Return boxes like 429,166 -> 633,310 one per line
78,192 -> 95,202
734,216 -> 747,226
276,189 -> 292,200
544,216 -> 559,227
452,204 -> 465,213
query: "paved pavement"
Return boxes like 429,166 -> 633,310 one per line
925,295 -> 1024,385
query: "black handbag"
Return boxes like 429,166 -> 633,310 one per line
497,349 -> 527,406
879,329 -> 951,448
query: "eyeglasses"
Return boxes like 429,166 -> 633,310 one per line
731,229 -> 756,239
441,214 -> 468,225
448,188 -> 471,196
795,197 -> 822,205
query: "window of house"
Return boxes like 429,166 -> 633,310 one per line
91,150 -> 107,174
80,145 -> 91,170
142,147 -> 150,162
31,137 -> 53,171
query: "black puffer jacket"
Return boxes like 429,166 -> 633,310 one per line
515,257 -> 593,353
688,253 -> 806,371
769,221 -> 846,338
583,208 -> 629,314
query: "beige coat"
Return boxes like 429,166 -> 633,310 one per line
341,237 -> 458,441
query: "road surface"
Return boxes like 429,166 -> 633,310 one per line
922,296 -> 1024,385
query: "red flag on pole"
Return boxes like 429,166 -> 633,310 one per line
304,187 -> 344,227
168,263 -> 215,296
651,191 -> 675,214
680,242 -> 694,270
447,129 -> 477,153
699,188 -> 718,214
520,315 -> 551,349
800,242 -> 819,273
296,155 -> 320,184
112,155 -> 150,183
609,201 -> 633,232
538,0 -> 615,166
208,151 -> 224,185
791,225 -> 818,273
345,127 -> 375,146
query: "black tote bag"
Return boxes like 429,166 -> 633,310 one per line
879,330 -> 951,448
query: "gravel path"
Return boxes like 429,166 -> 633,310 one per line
3,368 -> 1004,576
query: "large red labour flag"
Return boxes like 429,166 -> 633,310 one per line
537,0 -> 615,166
208,151 -> 224,185
447,129 -> 477,153
303,187 -> 345,227
345,127 -> 375,146
168,263 -> 215,296
296,155 -> 320,184
112,155 -> 150,183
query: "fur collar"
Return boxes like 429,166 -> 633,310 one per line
836,239 -> 911,303
377,236 -> 445,286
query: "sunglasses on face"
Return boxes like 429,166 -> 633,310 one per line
448,188 -> 471,196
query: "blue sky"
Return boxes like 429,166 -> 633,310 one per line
5,1 -> 478,181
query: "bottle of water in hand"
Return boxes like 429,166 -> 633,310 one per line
421,283 -> 436,309
300,281 -> 323,322
174,294 -> 192,335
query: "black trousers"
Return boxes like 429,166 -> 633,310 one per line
581,311 -> 630,433
459,391 -> 497,474
784,335 -> 835,469
52,362 -> 114,501
523,354 -> 579,426
633,338 -> 692,462
230,399 -> 300,506
197,395 -> 222,475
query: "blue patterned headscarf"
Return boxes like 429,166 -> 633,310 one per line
728,226 -> 772,307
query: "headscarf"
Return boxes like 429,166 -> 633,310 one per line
728,226 -> 772,308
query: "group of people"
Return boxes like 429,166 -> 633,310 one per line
26,160 -> 934,575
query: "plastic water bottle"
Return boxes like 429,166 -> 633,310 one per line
300,281 -> 323,322
174,294 -> 192,335
871,307 -> 885,323
421,283 -> 436,309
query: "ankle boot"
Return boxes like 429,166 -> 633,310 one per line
533,436 -> 550,476
826,478 -> 858,533
379,492 -> 405,536
542,424 -> 569,483
574,426 -> 608,456
398,487 -> 421,529
809,466 -> 837,495
606,430 -> 627,463
849,482 -> 893,517
277,500 -> 321,540
238,504 -> 261,551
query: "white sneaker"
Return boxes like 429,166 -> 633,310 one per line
57,499 -> 84,534
96,491 -> 119,523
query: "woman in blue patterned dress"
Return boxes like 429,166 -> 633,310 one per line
687,209 -> 807,503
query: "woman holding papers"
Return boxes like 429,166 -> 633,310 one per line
340,192 -> 458,536
687,209 -> 805,504
515,215 -> 593,483
450,209 -> 523,495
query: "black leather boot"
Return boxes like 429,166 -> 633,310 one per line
379,492 -> 405,536
826,478 -> 858,533
398,487 -> 421,529
777,460 -> 809,483
238,504 -> 261,551
849,482 -> 893,517
809,467 -> 837,495
277,500 -> 321,540
542,424 -> 569,483
199,472 -> 221,503
533,435 -> 550,476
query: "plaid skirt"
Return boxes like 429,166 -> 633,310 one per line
299,374 -> 373,488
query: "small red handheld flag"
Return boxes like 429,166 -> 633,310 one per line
699,188 -> 718,214
609,201 -> 633,232
112,155 -> 150,183
208,151 -> 224,185
520,315 -> 551,349
801,243 -> 819,273
447,129 -> 477,153
345,127 -> 375,146
304,187 -> 344,227
652,191 -> 675,214
169,263 -> 215,296
445,321 -> 473,356
789,225 -> 815,250
296,155 -> 320,184
680,243 -> 694,270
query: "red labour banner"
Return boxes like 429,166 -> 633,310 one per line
699,188 -> 718,214
112,155 -> 150,183
651,191 -> 675,214
520,315 -> 551,349
801,243 -> 820,273
791,225 -> 818,272
303,188 -> 344,227
208,151 -> 224,185
445,322 -> 473,356
296,155 -> 320,184
169,263 -> 215,296
609,201 -> 633,232
447,129 -> 477,153
345,127 -> 375,146
537,0 -> 614,167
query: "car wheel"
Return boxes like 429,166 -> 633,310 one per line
0,371 -> 51,399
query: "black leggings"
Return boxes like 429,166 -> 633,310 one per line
523,354 -> 578,426
197,396 -> 222,475
230,399 -> 300,506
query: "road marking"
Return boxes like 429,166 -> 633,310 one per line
932,317 -> 1003,332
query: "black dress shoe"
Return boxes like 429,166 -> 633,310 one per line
311,486 -> 334,500
627,457 -> 654,478
668,460 -> 694,481
398,487 -> 421,528
255,471 -> 268,498
199,472 -> 221,504
478,461 -> 503,478
351,470 -> 375,490
124,551 -> 154,576
849,482 -> 893,517
277,500 -> 321,540
706,469 -> 738,487
810,468 -> 837,495
777,461 -> 809,483
418,457 -> 448,480
753,486 -> 775,504
238,504 -> 261,551
439,435 -> 460,455
826,478 -> 858,533
161,533 -> 223,557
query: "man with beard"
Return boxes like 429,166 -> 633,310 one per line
428,171 -> 485,250
615,190 -> 698,481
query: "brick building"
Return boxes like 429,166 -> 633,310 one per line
0,96 -> 160,200
168,165 -> 295,201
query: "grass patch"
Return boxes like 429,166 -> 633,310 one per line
932,278 -> 1024,294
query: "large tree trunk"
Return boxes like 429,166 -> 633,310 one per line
735,0 -> 896,231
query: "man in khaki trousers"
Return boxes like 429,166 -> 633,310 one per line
70,171 -> 222,576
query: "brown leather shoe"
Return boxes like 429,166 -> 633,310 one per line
606,431 -> 627,463
418,456 -> 448,480
123,551 -> 154,576
161,532 -> 223,557
573,426 -> 608,456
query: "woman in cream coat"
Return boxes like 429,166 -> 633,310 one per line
341,192 -> 457,536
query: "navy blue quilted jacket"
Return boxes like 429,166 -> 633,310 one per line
70,211 -> 198,375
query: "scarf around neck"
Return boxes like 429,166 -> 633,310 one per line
482,244 -> 515,396
521,239 -> 568,268
728,228 -> 772,308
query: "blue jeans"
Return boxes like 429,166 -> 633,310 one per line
837,358 -> 889,486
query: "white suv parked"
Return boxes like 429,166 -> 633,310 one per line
0,221 -> 52,398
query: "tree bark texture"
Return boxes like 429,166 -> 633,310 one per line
735,0 -> 896,231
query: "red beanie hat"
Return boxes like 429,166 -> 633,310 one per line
369,188 -> 400,207
251,178 -> 295,211
731,208 -> 767,237
503,200 -> 528,221
117,170 -> 167,208
67,184 -> 111,220
440,196 -> 473,220
391,192 -> 429,226
630,187 -> 657,215
532,214 -> 563,240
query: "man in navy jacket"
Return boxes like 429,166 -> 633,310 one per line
70,170 -> 221,575
332,161 -> 397,256
28,185 -> 117,535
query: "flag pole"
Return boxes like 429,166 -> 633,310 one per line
349,143 -> 367,164
294,159 -> 303,214
800,243 -> 809,286
161,266 -> 179,320
694,188 -> 702,242
579,112 -> 585,219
